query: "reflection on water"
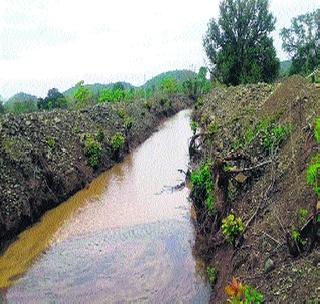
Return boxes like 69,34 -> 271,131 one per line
0,110 -> 210,303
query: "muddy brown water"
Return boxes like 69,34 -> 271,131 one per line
0,110 -> 210,303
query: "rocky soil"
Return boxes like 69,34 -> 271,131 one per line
189,76 -> 320,303
0,96 -> 192,249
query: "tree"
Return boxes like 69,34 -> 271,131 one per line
280,9 -> 320,75
74,81 -> 92,108
159,77 -> 179,95
38,88 -> 67,110
203,0 -> 279,85
0,101 -> 4,114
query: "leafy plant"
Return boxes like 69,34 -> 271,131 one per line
47,137 -> 56,150
84,135 -> 102,169
307,154 -> 320,197
96,129 -> 104,143
191,162 -> 215,212
190,120 -> 199,135
124,117 -> 134,130
291,230 -> 306,247
225,277 -> 264,303
222,214 -> 245,243
207,121 -> 219,137
111,132 -> 125,152
298,208 -> 309,227
118,108 -> 126,119
315,118 -> 320,143
207,266 -> 218,285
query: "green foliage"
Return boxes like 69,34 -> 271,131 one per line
222,214 -> 245,243
190,120 -> 199,135
203,0 -> 279,85
307,154 -> 320,197
280,9 -> 319,75
291,230 -> 306,247
84,135 -> 102,169
207,121 -> 219,137
207,266 -> 218,285
124,117 -> 134,130
111,132 -> 125,151
118,108 -> 126,119
143,100 -> 153,111
243,286 -> 265,304
0,101 -> 5,114
96,129 -> 104,143
47,137 -> 56,149
38,88 -> 67,111
159,77 -> 179,95
74,81 -> 92,108
298,208 -> 309,226
182,67 -> 212,100
191,162 -> 215,211
315,118 -> 320,144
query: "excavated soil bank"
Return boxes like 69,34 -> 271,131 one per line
0,96 -> 192,249
190,76 -> 319,303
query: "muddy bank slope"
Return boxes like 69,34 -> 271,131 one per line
190,76 -> 319,303
0,96 -> 192,247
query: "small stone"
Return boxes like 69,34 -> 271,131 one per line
264,258 -> 275,273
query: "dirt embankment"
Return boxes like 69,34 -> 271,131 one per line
189,76 -> 320,303
0,96 -> 192,249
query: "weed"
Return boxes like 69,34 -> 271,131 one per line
118,108 -> 126,119
190,120 -> 199,135
47,137 -> 56,150
222,214 -> 245,243
207,121 -> 219,137
315,118 -> 320,143
298,208 -> 309,227
306,154 -> 320,197
143,100 -> 152,111
291,230 -> 306,247
84,135 -> 102,169
111,132 -> 125,152
124,117 -> 134,130
96,129 -> 104,143
191,162 -> 215,212
225,277 -> 264,303
207,266 -> 218,285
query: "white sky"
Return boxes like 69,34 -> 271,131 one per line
0,0 -> 319,99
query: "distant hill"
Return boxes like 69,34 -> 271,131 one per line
64,82 -> 135,99
142,70 -> 197,90
0,95 -> 4,103
280,60 -> 292,76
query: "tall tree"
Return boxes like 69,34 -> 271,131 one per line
280,9 -> 320,75
74,81 -> 92,108
38,88 -> 67,110
203,0 -> 279,85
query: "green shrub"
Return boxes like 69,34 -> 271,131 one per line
307,154 -> 320,197
222,214 -> 245,243
191,162 -> 214,211
298,208 -> 309,226
207,121 -> 219,137
207,266 -> 218,285
84,135 -> 102,168
124,117 -> 134,130
118,108 -> 126,119
190,120 -> 199,135
315,118 -> 320,143
291,230 -> 306,247
96,129 -> 104,143
111,132 -> 125,151
47,137 -> 56,149
143,100 -> 152,111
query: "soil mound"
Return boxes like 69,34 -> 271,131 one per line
190,76 -> 319,303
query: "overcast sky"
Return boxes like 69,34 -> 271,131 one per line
0,0 -> 319,99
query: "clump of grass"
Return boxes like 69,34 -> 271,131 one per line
306,154 -> 320,197
191,162 -> 215,212
111,132 -> 125,152
207,266 -> 218,285
315,118 -> 320,143
190,120 -> 199,135
84,135 -> 102,169
47,137 -> 56,149
124,117 -> 134,130
207,121 -> 219,137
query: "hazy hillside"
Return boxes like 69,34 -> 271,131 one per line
143,70 -> 197,90
4,92 -> 38,113
63,82 -> 135,99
